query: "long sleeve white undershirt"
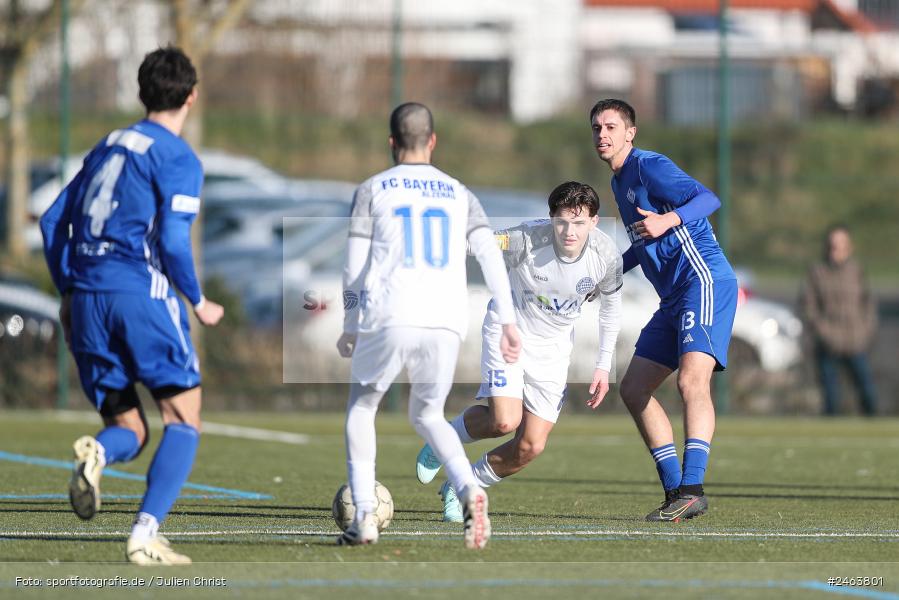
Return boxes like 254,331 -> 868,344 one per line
342,235 -> 372,334
468,226 -> 516,325
596,288 -> 622,372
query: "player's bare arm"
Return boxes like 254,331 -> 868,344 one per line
194,296 -> 224,326
500,323 -> 521,363
587,368 -> 610,409
336,332 -> 357,358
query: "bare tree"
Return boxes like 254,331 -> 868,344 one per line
1,0 -> 84,259
169,0 -> 251,147
165,0 -> 251,351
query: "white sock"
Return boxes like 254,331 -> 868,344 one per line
472,453 -> 502,488
344,384 -> 382,525
95,442 -> 107,468
444,455 -> 478,495
347,460 -> 376,523
450,412 -> 474,444
130,512 -> 159,543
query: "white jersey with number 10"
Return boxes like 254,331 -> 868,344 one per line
348,163 -> 490,339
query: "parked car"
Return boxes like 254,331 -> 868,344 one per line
0,280 -> 59,342
282,190 -> 803,405
25,149 -> 290,250
202,180 -> 356,324
0,279 -> 62,407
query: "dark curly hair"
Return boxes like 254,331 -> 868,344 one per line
548,181 -> 600,217
138,46 -> 198,113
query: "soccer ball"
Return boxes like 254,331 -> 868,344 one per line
332,481 -> 394,532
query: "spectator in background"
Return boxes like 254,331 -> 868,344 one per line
800,225 -> 878,416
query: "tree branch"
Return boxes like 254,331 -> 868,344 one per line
194,0 -> 251,59
15,0 -> 88,64
16,0 -> 60,63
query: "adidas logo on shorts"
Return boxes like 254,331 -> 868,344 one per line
682,333 -> 694,344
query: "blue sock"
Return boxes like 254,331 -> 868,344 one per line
95,426 -> 140,464
650,443 -> 682,491
681,438 -> 711,487
139,424 -> 199,523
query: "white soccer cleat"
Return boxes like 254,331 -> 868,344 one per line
126,535 -> 192,565
336,512 -> 380,546
461,485 -> 491,550
69,436 -> 103,520
416,443 -> 442,485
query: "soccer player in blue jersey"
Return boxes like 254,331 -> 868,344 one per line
40,47 -> 224,564
590,99 -> 737,521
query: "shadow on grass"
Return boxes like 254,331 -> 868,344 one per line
514,477 -> 899,495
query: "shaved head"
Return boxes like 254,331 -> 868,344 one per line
389,102 -> 434,151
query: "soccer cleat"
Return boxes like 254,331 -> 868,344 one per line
460,485 -> 491,550
336,513 -> 379,546
416,443 -> 442,484
438,480 -> 463,523
126,535 -> 192,565
644,488 -> 680,521
645,490 -> 708,522
69,436 -> 103,520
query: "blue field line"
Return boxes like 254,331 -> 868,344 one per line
801,581 -> 899,599
0,451 -> 272,500
0,493 -> 239,501
0,576 -> 896,595
221,577 -> 899,597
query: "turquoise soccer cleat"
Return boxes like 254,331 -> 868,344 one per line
416,443 -> 442,484
439,480 -> 464,523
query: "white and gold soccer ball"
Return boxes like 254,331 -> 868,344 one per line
332,481 -> 394,532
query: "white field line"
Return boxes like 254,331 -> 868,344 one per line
32,411 -> 899,447
27,411 -> 899,447
50,410 -> 308,445
3,529 -> 899,539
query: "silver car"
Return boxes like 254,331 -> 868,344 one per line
283,190 -> 802,409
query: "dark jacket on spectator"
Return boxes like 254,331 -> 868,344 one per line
799,258 -> 877,355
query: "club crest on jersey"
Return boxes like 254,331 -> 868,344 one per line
627,188 -> 636,204
576,277 -> 595,295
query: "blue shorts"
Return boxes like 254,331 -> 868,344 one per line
634,278 -> 738,371
70,291 -> 201,409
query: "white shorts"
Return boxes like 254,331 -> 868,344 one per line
351,326 -> 461,394
476,322 -> 571,423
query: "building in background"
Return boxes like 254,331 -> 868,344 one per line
14,0 -> 899,123
582,0 -> 899,124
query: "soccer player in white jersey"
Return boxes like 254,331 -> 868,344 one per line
336,103 -> 520,548
415,182 -> 623,521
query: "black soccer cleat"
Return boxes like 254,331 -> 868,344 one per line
645,489 -> 708,522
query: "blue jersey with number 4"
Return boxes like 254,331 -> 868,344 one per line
40,119 -> 203,305
611,148 -> 735,299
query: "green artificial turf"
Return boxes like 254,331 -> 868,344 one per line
1,411 -> 897,598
